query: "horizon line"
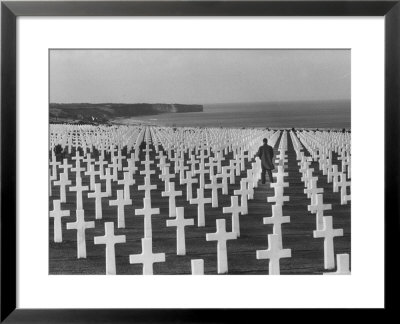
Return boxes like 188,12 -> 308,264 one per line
49,98 -> 351,106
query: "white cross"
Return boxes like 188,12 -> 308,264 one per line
186,155 -> 197,176
205,175 -> 223,208
94,222 -> 126,275
271,166 -> 289,187
161,182 -> 182,217
49,154 -> 60,179
100,168 -> 113,196
59,158 -> 72,178
166,207 -> 194,255
53,171 -> 71,203
129,238 -> 165,275
301,168 -> 314,184
181,171 -> 198,201
109,190 -> 132,228
191,259 -> 204,275
71,150 -> 82,163
197,149 -> 208,162
66,209 -> 95,259
267,186 -> 289,206
324,253 -> 351,275
313,216 -> 344,269
135,197 -> 160,238
263,204 -> 290,237
206,219 -> 237,274
256,234 -> 291,275
85,163 -> 99,191
217,167 -> 229,195
159,170 -> 175,192
214,152 -> 224,173
337,173 -> 351,205
118,171 -> 135,199
71,158 -> 85,178
304,178 -> 323,205
69,177 -> 88,210
223,195 -> 244,237
143,145 -> 152,155
157,157 -> 169,172
308,194 -> 331,230
227,162 -> 236,184
189,188 -> 212,227
195,162 -> 208,189
114,149 -> 125,171
175,160 -> 189,183
87,183 -> 108,220
124,157 -> 137,176
50,199 -> 70,242
205,157 -> 218,178
95,156 -> 108,177
138,176 -> 157,200
109,157 -> 119,181
232,157 -> 241,176
83,153 -> 95,171
233,179 -> 251,215
140,159 -> 156,177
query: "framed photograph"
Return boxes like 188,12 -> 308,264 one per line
1,0 -> 398,321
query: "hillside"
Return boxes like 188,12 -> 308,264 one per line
49,103 -> 204,124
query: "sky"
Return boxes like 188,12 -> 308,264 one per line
50,49 -> 350,105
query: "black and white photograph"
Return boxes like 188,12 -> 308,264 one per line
49,49 -> 351,275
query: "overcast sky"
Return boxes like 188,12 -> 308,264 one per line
50,49 -> 350,105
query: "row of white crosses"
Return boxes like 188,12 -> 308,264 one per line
153,127 -> 285,274
50,126 -> 162,274
290,131 -> 350,273
51,128 -> 198,275
53,125 -> 287,275
153,127 -> 257,274
50,124 -> 144,155
50,124 -> 350,275
255,132 -> 292,275
297,131 -> 351,205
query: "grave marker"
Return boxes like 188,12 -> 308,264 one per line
313,216 -> 344,269
161,182 -> 182,217
308,194 -> 331,230
256,234 -> 291,275
206,219 -> 237,274
109,190 -> 132,228
94,222 -> 126,275
263,204 -> 290,237
129,238 -> 165,275
69,177 -> 88,210
166,207 -> 194,255
66,209 -> 95,259
50,199 -> 70,243
189,188 -> 212,227
53,171 -> 71,203
324,254 -> 351,275
191,259 -> 204,275
222,196 -> 243,237
135,197 -> 160,238
88,183 -> 108,220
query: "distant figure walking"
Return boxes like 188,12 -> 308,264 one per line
256,138 -> 275,184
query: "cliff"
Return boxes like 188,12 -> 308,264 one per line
49,103 -> 203,124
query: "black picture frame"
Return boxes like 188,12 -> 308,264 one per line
1,0 -> 398,322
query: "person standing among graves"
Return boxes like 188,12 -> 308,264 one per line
256,138 -> 275,184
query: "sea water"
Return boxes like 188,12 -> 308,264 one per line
117,100 -> 350,129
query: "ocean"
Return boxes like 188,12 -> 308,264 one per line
114,100 -> 350,129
